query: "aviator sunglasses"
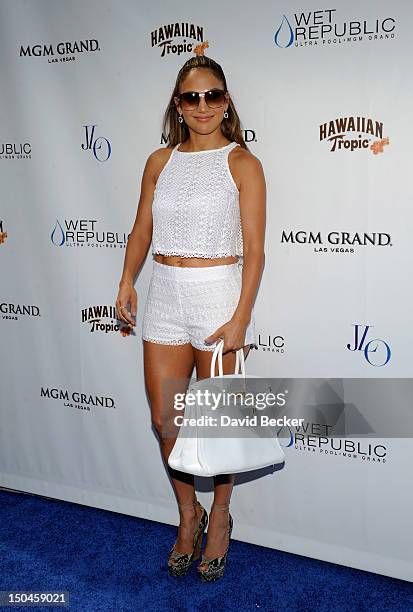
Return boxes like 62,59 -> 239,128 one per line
175,88 -> 227,110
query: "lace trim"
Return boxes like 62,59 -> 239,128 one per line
142,336 -> 231,351
152,251 -> 242,259
142,336 -> 190,345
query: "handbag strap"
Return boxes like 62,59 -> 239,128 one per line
210,339 -> 246,378
235,347 -> 246,376
210,340 -> 223,377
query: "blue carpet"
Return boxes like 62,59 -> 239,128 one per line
0,489 -> 411,611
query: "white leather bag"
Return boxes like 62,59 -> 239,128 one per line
168,339 -> 285,476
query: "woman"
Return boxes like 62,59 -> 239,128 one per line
116,48 -> 266,582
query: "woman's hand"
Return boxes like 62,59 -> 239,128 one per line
116,281 -> 137,328
204,314 -> 250,352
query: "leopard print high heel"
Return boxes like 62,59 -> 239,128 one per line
168,500 -> 208,577
197,502 -> 233,582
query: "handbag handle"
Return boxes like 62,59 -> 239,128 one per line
210,339 -> 246,378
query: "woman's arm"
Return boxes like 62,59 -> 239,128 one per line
231,151 -> 266,324
116,147 -> 171,328
204,149 -> 266,350
118,148 -> 168,287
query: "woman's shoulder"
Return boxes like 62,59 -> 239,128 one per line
230,143 -> 264,173
147,144 -> 176,164
145,145 -> 176,180
145,145 -> 174,184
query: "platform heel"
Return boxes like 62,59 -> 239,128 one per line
168,500 -> 208,577
197,503 -> 234,582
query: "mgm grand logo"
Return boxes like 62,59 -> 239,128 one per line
151,22 -> 205,57
19,39 -> 100,63
320,116 -> 389,154
281,231 -> 392,254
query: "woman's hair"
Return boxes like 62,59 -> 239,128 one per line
162,55 -> 248,150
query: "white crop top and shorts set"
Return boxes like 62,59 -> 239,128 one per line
141,141 -> 257,351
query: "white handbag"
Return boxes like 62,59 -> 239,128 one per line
168,339 -> 285,477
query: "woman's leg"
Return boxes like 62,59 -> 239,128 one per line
193,345 -> 251,560
143,339 -> 204,554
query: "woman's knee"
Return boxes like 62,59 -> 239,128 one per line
151,414 -> 165,438
151,411 -> 178,440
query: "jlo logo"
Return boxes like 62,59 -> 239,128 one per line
347,324 -> 391,367
81,125 -> 111,162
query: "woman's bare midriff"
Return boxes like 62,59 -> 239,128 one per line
153,254 -> 239,267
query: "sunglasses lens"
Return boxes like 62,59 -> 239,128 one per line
180,92 -> 199,109
205,90 -> 226,107
178,90 -> 226,110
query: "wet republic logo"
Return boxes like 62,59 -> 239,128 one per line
51,219 -> 128,249
277,421 -> 387,464
274,9 -> 395,48
151,23 -> 205,57
253,333 -> 285,354
1,142 -> 31,159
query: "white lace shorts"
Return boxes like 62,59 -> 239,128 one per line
141,260 -> 257,351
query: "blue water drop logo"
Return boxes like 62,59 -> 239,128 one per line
51,219 -> 65,246
276,425 -> 294,448
274,14 -> 294,48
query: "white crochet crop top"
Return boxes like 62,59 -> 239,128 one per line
151,141 -> 243,259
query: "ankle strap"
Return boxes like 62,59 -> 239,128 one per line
178,499 -> 198,509
211,502 -> 230,511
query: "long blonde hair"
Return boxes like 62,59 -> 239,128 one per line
162,55 -> 249,150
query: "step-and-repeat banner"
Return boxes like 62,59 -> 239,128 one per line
1,0 -> 412,582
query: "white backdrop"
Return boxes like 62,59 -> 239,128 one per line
1,0 -> 412,582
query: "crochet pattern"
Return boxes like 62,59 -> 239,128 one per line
141,262 -> 256,351
151,142 -> 243,259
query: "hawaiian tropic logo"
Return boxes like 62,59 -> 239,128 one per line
0,220 -> 7,246
274,15 -> 295,47
319,116 -> 390,154
150,22 -> 206,57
